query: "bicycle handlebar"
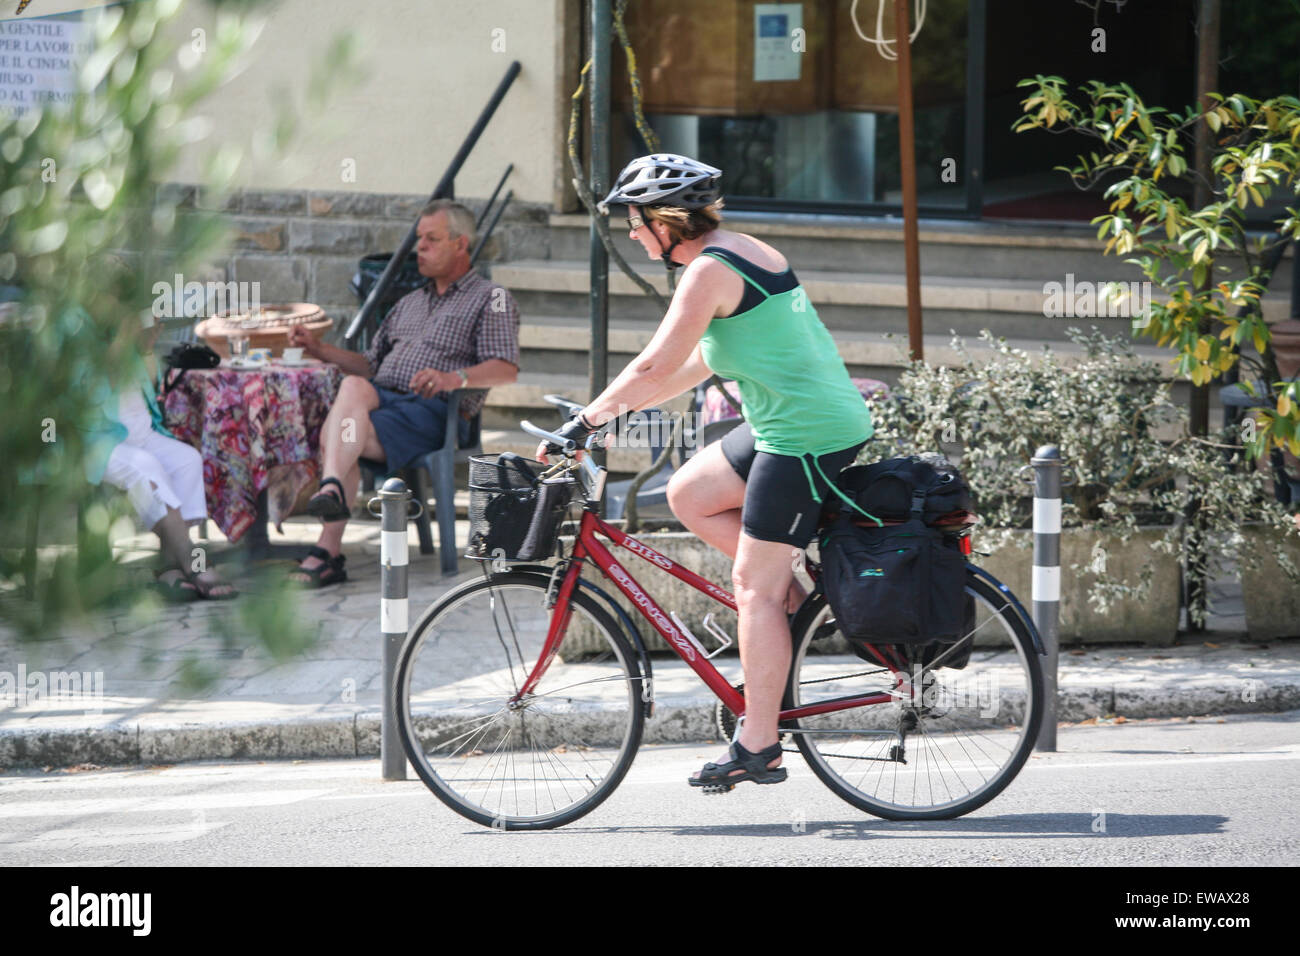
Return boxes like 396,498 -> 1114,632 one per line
543,393 -> 586,419
521,419 -> 579,453
520,419 -> 607,503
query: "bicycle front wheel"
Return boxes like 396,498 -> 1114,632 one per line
785,571 -> 1044,820
395,569 -> 645,830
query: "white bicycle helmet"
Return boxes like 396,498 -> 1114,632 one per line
599,153 -> 722,213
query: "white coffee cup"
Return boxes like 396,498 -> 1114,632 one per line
282,347 -> 304,363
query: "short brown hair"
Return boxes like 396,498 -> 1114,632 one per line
642,199 -> 724,243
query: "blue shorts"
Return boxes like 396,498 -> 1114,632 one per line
367,383 -> 472,474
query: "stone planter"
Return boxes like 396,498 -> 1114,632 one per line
972,526 -> 1181,645
1239,524 -> 1300,641
563,523 -> 1183,655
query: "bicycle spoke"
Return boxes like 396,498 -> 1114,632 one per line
397,574 -> 644,828
788,575 -> 1043,819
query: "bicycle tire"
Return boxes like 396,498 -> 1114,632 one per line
784,570 -> 1044,820
395,569 -> 645,830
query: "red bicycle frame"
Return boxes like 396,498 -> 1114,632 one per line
512,508 -> 901,721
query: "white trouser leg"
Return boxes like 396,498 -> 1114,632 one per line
134,430 -> 207,524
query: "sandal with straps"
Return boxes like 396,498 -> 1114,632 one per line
688,740 -> 787,794
306,476 -> 350,522
187,570 -> 239,600
153,567 -> 199,603
290,545 -> 347,589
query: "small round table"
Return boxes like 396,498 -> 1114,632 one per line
162,359 -> 344,557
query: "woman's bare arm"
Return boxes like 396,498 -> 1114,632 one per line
582,259 -> 731,425
631,343 -> 714,411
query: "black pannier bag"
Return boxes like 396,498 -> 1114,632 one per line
466,453 -> 575,562
819,455 -> 977,670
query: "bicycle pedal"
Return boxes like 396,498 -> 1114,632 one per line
699,783 -> 735,795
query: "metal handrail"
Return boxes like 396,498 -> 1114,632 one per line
345,60 -> 521,344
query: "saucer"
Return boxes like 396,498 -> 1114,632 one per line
275,357 -> 317,367
227,358 -> 268,370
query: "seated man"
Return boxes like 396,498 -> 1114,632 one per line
286,199 -> 520,586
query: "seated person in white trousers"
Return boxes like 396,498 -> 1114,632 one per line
101,381 -> 237,601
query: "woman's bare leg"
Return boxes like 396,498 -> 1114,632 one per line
666,441 -> 745,558
152,506 -> 234,596
668,442 -> 806,613
729,532 -> 798,765
671,444 -> 795,775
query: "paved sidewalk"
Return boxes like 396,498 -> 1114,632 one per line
2,516 -> 1299,769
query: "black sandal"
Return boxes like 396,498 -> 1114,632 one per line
290,545 -> 347,589
153,567 -> 199,603
306,477 -> 350,522
688,740 -> 787,794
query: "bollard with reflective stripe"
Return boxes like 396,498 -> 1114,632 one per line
1031,445 -> 1062,752
377,477 -> 412,781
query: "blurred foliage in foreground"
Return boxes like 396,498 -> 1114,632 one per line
0,0 -> 357,677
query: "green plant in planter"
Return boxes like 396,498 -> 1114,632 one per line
1012,76 -> 1300,460
867,329 -> 1299,625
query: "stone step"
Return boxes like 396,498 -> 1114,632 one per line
497,258 -> 1291,341
545,211 -> 1296,286
487,332 -> 1218,446
482,368 -> 692,432
480,427 -> 678,477
516,316 -> 1183,376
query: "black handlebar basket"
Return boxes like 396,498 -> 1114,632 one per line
466,453 -> 576,562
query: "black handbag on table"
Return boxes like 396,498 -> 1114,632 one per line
161,342 -> 221,396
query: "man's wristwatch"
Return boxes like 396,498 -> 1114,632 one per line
455,369 -> 469,388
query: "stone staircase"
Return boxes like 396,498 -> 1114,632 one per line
479,211 -> 1294,473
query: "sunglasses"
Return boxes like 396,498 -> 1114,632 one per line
626,215 -> 644,231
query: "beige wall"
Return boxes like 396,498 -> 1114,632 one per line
167,0 -> 569,208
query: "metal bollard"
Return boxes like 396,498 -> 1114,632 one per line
1030,445 -> 1063,752
375,477 -> 413,780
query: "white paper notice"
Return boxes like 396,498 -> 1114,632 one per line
0,17 -> 91,118
753,3 -> 802,83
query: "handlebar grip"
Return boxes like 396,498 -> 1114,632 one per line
521,419 -> 577,453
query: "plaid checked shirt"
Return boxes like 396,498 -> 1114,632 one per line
364,270 -> 520,420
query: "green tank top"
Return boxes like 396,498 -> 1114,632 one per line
697,250 -> 873,458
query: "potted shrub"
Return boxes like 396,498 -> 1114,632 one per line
865,328 -> 1300,644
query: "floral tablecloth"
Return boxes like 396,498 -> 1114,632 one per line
163,362 -> 343,542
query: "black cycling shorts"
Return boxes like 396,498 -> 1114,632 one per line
720,421 -> 866,548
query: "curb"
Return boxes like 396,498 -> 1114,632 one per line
3,680 -> 1299,770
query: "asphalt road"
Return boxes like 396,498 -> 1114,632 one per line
1,711 -> 1297,867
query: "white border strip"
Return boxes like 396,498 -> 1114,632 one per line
1033,497 -> 1062,534
381,530 -> 408,566
1032,565 -> 1060,603
381,598 -> 408,634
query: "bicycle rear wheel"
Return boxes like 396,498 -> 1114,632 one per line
784,571 -> 1043,820
395,569 -> 645,830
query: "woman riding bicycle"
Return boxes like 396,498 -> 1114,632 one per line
536,153 -> 872,791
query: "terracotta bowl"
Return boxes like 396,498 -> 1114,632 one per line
196,303 -> 333,358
